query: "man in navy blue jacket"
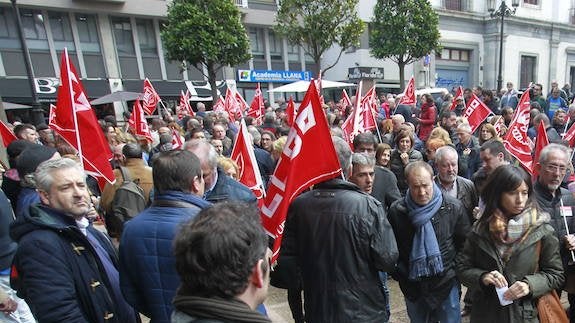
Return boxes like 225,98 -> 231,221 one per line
119,150 -> 210,323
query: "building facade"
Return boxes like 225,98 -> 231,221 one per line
2,0 -> 575,122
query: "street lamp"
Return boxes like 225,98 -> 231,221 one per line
488,0 -> 519,92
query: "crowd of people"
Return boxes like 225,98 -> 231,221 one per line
0,79 -> 575,323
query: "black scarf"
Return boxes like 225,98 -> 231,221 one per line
173,295 -> 271,323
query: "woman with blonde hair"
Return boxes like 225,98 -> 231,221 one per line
428,127 -> 453,145
218,157 -> 240,181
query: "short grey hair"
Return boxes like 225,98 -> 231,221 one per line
183,138 -> 219,168
539,143 -> 569,165
351,153 -> 375,168
35,158 -> 84,192
435,146 -> 458,164
247,125 -> 261,145
332,136 -> 351,172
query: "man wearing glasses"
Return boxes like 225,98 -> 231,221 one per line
534,143 -> 575,319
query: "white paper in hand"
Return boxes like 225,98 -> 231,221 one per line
496,286 -> 513,306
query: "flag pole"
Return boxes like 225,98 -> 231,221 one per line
560,198 -> 575,262
371,82 -> 383,143
563,117 -> 571,138
65,48 -> 85,170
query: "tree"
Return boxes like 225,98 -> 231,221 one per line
274,0 -> 364,78
370,0 -> 441,87
161,0 -> 251,104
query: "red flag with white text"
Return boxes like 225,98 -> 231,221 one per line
339,89 -> 352,115
261,80 -> 341,262
177,90 -> 194,120
247,83 -> 264,123
462,93 -> 492,133
360,85 -> 377,131
532,120 -> 549,176
0,120 -> 17,148
449,86 -> 464,111
52,48 -> 115,184
224,88 -> 241,122
213,96 -> 225,113
235,91 -> 249,115
171,130 -> 183,150
141,78 -> 161,115
398,76 -> 415,105
341,81 -> 364,146
563,121 -> 575,147
128,100 -> 153,142
231,119 -> 266,207
503,90 -> 532,173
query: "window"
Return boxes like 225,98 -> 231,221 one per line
444,0 -> 462,10
136,19 -> 158,57
523,0 -> 538,5
520,55 -> 537,89
111,17 -> 135,56
287,42 -> 299,62
0,7 -> 20,49
49,12 -> 75,51
268,30 -> 282,59
436,48 -> 470,62
248,27 -> 264,59
76,14 -> 101,53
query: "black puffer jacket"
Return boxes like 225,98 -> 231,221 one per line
388,193 -> 470,308
281,179 -> 398,323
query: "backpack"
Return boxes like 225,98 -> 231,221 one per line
106,167 -> 146,237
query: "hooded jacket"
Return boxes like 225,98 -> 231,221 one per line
10,204 -> 136,323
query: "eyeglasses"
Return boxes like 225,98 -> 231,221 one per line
543,163 -> 567,174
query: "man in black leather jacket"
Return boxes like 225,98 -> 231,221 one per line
281,136 -> 398,323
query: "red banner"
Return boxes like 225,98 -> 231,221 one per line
177,90 -> 194,120
463,93 -> 492,133
0,120 -> 17,148
128,100 -> 153,142
285,96 -> 296,127
532,120 -> 549,176
503,90 -> 532,173
261,80 -> 341,262
449,86 -> 464,111
564,121 -> 575,147
247,83 -> 264,124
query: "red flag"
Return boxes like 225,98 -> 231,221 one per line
462,93 -> 492,133
235,91 -> 250,115
177,90 -> 194,120
398,76 -> 415,105
532,120 -> 549,177
341,81 -> 364,146
52,48 -> 115,184
224,88 -> 241,122
247,83 -> 264,123
285,96 -> 296,127
504,90 -> 532,173
129,100 -> 153,142
564,122 -> 575,147
141,78 -> 160,115
0,120 -> 17,148
360,85 -> 377,131
213,95 -> 225,113
231,119 -> 266,207
449,86 -> 464,111
261,80 -> 341,262
171,129 -> 183,150
339,89 -> 352,109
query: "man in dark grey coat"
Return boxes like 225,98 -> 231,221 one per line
281,136 -> 398,323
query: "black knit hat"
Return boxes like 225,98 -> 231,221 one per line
6,140 -> 36,168
16,145 -> 58,176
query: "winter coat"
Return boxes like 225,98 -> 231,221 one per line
371,166 -> 402,210
434,175 -> 478,223
10,204 -> 136,323
418,102 -> 437,141
387,193 -> 471,308
0,189 -> 16,270
119,191 -> 210,323
456,218 -> 564,323
456,136 -> 481,180
281,178 -> 398,323
205,168 -> 256,204
389,148 -> 423,195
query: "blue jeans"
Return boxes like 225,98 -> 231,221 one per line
379,271 -> 391,320
405,283 -> 461,323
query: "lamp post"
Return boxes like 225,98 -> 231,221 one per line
10,0 -> 44,125
488,0 -> 519,92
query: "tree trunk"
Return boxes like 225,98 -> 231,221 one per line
398,60 -> 406,91
207,61 -> 218,106
313,56 -> 322,80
